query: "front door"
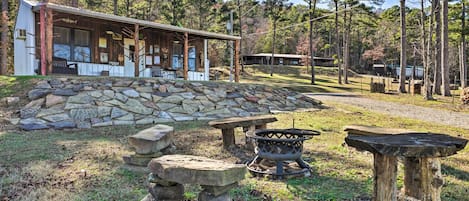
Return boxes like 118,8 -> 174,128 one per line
124,38 -> 145,77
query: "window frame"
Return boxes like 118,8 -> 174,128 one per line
53,26 -> 92,63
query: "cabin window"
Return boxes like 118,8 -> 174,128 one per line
172,42 -> 196,71
188,46 -> 196,71
53,27 -> 91,62
16,29 -> 27,40
172,42 -> 183,69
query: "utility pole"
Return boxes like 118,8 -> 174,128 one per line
237,0 -> 244,72
229,10 -> 234,82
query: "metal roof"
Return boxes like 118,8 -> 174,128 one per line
24,0 -> 240,41
244,53 -> 334,60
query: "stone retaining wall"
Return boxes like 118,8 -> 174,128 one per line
18,77 -> 321,130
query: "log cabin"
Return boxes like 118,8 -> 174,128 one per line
14,0 -> 241,82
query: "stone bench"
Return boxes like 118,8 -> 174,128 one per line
344,125 -> 468,201
208,115 -> 278,149
142,155 -> 246,201
123,124 -> 175,166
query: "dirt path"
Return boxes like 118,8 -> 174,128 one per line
304,93 -> 469,130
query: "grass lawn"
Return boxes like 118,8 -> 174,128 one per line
0,72 -> 468,200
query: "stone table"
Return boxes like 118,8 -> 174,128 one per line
209,115 -> 277,149
146,155 -> 246,201
344,125 -> 467,201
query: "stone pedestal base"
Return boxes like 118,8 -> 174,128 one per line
198,191 -> 231,201
123,144 -> 176,167
123,152 -> 163,166
148,183 -> 184,200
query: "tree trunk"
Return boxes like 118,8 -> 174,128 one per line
335,0 -> 342,84
113,0 -> 118,15
310,0 -> 317,85
461,1 -> 467,88
399,0 -> 407,93
433,0 -> 442,95
126,0 -> 130,17
343,3 -> 350,84
422,0 -> 434,100
441,0 -> 451,96
0,0 -> 9,75
270,21 -> 276,77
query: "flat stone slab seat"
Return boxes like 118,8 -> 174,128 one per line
344,125 -> 468,201
123,124 -> 175,167
208,115 -> 278,149
145,154 -> 246,201
128,124 -> 174,154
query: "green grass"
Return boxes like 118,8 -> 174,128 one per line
0,76 -> 40,98
1,105 -> 468,200
0,72 -> 468,200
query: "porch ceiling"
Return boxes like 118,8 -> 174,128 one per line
27,0 -> 240,41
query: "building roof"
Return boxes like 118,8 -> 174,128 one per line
244,53 -> 334,60
24,0 -> 240,41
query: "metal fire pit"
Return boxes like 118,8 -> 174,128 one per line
246,128 -> 320,179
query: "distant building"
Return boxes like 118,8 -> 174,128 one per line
242,53 -> 335,67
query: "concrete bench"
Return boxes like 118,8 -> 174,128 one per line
142,155 -> 246,201
208,115 -> 277,149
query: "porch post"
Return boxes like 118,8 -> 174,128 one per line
204,39 -> 209,81
234,39 -> 240,83
134,24 -> 140,77
39,3 -> 46,75
183,32 -> 188,80
46,6 -> 53,74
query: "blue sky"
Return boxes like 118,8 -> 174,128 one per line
288,0 -> 422,9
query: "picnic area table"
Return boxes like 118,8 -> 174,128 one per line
344,125 -> 467,201
208,115 -> 278,149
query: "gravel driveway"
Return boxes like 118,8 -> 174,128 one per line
304,93 -> 469,130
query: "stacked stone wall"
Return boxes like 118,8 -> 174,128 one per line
18,78 -> 321,130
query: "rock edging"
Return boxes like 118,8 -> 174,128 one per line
18,77 -> 322,130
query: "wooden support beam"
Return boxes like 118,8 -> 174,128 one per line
373,153 -> 397,201
404,157 -> 443,201
134,24 -> 140,77
234,39 -> 240,83
183,32 -> 189,80
39,3 -> 46,75
46,6 -> 53,74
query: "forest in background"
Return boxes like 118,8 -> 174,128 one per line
1,0 -> 468,97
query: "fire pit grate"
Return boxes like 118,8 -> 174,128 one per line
246,128 -> 320,179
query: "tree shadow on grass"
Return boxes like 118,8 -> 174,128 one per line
441,164 -> 469,182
